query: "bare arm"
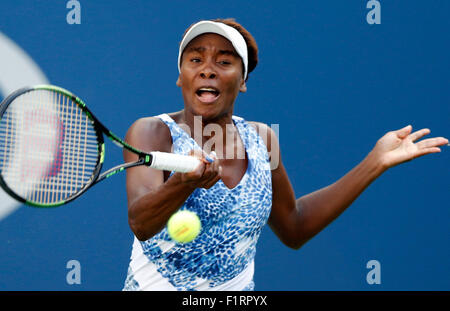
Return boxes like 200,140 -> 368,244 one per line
254,123 -> 448,249
124,117 -> 221,241
291,151 -> 384,248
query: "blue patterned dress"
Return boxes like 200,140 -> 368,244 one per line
123,114 -> 272,291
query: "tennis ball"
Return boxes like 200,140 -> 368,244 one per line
167,210 -> 201,243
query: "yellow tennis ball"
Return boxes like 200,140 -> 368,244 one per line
167,210 -> 201,243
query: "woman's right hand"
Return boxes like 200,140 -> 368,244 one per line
178,149 -> 222,189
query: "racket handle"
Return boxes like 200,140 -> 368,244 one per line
149,152 -> 202,173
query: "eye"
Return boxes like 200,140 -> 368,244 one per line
190,58 -> 201,63
218,60 -> 231,65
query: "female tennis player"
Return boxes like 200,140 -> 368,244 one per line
122,19 -> 448,291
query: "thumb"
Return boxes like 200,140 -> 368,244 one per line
396,124 -> 412,139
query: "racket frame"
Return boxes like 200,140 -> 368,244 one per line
0,85 -> 153,207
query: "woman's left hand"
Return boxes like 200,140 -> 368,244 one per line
371,125 -> 448,169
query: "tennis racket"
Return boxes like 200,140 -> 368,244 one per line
0,85 -> 202,207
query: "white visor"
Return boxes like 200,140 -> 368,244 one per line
178,20 -> 248,79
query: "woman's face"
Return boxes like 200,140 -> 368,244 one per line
177,33 -> 247,121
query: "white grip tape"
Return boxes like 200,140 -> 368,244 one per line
149,152 -> 201,173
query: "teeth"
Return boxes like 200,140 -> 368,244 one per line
199,88 -> 217,92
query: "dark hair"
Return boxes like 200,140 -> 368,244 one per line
180,18 -> 259,81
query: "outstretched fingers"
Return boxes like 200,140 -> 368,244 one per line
408,128 -> 431,143
415,136 -> 449,150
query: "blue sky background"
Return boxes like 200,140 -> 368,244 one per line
0,0 -> 448,290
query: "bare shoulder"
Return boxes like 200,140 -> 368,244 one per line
124,116 -> 172,156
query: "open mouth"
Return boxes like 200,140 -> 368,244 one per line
195,87 -> 220,104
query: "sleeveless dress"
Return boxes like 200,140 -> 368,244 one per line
123,114 -> 272,291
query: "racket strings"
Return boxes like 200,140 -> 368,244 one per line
0,89 -> 100,205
